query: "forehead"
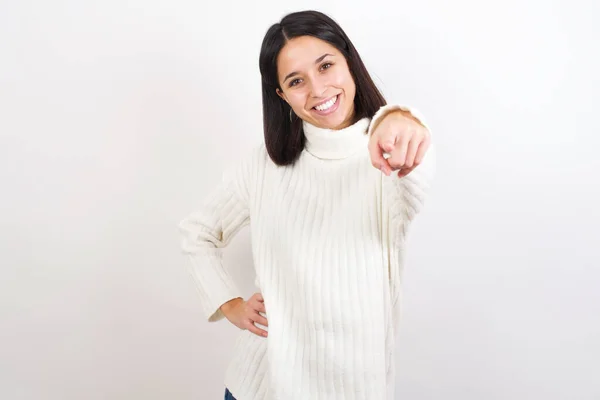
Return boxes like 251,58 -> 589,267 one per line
277,36 -> 340,72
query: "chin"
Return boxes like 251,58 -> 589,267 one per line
313,112 -> 351,130
329,113 -> 352,130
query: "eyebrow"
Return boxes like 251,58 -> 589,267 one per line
282,53 -> 334,84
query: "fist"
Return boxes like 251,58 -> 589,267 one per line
220,293 -> 268,338
368,111 -> 431,178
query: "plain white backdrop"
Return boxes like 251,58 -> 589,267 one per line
1,0 -> 599,399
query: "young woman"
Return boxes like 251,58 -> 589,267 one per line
179,10 -> 435,400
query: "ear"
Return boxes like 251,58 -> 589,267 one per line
276,88 -> 288,103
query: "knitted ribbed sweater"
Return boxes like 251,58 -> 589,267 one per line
179,104 -> 435,400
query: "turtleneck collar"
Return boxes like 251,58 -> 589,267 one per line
302,117 -> 371,160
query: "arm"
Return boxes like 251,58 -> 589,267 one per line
368,104 -> 436,224
368,103 -> 436,292
178,153 -> 253,322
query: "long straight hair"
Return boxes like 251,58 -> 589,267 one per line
258,10 -> 387,166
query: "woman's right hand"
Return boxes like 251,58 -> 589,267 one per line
220,293 -> 268,338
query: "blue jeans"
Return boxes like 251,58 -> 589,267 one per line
224,388 -> 236,400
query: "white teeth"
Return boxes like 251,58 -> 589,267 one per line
315,95 -> 337,111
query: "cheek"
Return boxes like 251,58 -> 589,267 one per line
341,73 -> 356,101
332,69 -> 355,95
287,92 -> 308,110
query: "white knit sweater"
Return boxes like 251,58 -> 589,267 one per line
179,104 -> 435,400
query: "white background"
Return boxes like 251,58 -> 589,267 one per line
1,0 -> 599,399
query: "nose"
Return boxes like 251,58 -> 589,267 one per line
308,76 -> 327,98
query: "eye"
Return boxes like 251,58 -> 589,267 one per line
289,78 -> 302,87
320,62 -> 333,71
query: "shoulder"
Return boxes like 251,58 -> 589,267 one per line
223,142 -> 272,182
246,142 -> 272,172
251,142 -> 269,163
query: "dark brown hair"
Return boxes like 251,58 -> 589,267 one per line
258,10 -> 387,166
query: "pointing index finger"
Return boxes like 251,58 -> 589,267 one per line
368,136 -> 392,175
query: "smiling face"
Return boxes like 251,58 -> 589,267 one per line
276,36 -> 356,130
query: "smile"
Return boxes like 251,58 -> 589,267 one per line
311,95 -> 340,116
314,95 -> 338,111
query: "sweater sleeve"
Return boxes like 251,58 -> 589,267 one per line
178,150 -> 256,322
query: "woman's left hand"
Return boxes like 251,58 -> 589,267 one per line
368,111 -> 431,178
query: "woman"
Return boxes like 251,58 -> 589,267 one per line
179,10 -> 435,400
